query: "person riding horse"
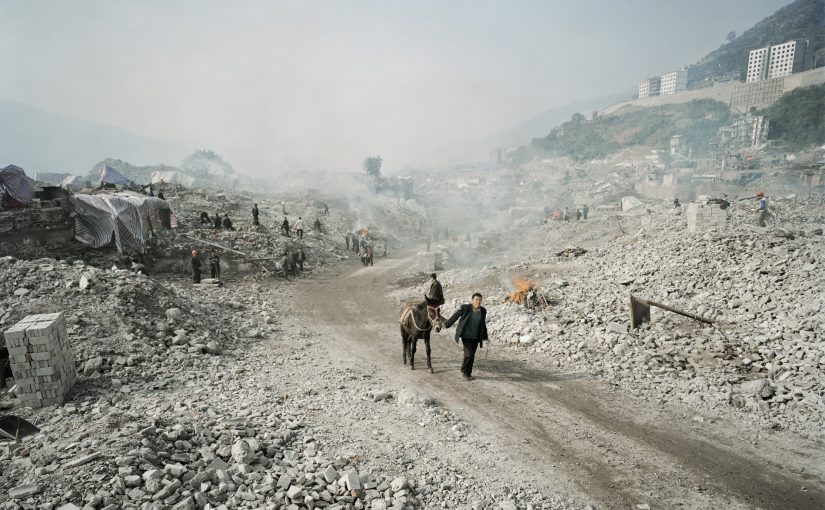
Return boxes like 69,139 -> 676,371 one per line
425,273 -> 445,326
398,296 -> 442,372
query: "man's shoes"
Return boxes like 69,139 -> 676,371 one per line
462,374 -> 474,381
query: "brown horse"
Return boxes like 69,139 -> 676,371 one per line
399,296 -> 442,373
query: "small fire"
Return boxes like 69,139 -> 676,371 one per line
506,278 -> 539,304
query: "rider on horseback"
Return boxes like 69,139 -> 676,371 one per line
426,273 -> 445,327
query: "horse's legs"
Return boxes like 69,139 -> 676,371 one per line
400,328 -> 408,365
410,337 -> 417,370
424,333 -> 433,373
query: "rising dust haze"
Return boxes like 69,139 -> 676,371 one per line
0,0 -> 788,176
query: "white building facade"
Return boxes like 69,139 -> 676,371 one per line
639,77 -> 661,98
768,40 -> 805,78
746,47 -> 770,82
660,69 -> 688,95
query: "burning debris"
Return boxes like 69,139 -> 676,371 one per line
505,278 -> 554,309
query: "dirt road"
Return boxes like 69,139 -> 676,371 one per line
291,254 -> 825,510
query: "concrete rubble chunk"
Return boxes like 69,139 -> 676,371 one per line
323,465 -> 338,484
9,484 -> 40,499
63,452 -> 100,469
343,469 -> 362,491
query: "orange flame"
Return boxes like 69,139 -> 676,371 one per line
506,278 -> 538,304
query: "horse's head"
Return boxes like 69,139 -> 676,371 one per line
423,295 -> 442,332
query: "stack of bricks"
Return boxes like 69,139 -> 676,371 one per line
686,203 -> 728,232
3,312 -> 77,408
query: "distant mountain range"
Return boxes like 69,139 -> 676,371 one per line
0,100 -> 192,175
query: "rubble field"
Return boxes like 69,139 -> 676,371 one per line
412,195 -> 825,439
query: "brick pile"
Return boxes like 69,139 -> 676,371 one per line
3,312 -> 77,408
686,202 -> 728,232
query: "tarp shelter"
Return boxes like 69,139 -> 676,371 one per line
97,165 -> 133,186
621,196 -> 644,211
0,165 -> 35,207
72,192 -> 170,254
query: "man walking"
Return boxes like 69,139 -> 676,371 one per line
345,234 -> 350,251
294,216 -> 304,239
281,217 -> 290,237
297,247 -> 306,273
191,250 -> 202,284
755,192 -> 771,227
445,293 -> 488,381
252,204 -> 259,226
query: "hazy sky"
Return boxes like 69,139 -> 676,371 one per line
1,0 -> 790,175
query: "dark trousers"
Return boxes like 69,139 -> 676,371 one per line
193,270 -> 201,284
297,229 -> 303,239
461,338 -> 480,376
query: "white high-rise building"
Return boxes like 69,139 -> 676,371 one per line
746,47 -> 770,82
639,77 -> 661,98
768,40 -> 805,78
746,40 -> 807,82
660,69 -> 688,95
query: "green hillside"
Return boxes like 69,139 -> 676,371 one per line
689,0 -> 824,87
759,83 -> 825,149
518,100 -> 731,163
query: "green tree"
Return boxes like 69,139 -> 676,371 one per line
362,156 -> 382,178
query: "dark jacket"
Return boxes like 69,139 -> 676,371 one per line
445,304 -> 488,344
427,280 -> 445,306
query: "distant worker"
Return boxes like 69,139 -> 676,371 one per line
313,218 -> 321,231
208,253 -> 221,279
281,217 -> 290,237
294,217 -> 304,239
674,198 -> 681,208
444,293 -> 488,381
191,250 -> 202,284
213,213 -> 222,229
345,234 -> 350,251
222,214 -> 235,230
297,247 -> 306,272
575,209 -> 582,221
147,186 -> 154,197
366,244 -> 374,266
323,203 -> 329,216
382,238 -> 388,258
755,192 -> 773,227
252,204 -> 259,226
563,208 -> 570,222
157,190 -> 165,200
199,211 -> 210,225
582,204 -> 589,219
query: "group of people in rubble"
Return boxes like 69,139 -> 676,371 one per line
189,249 -> 222,284
199,211 -> 235,230
280,246 -> 307,279
344,231 -> 388,266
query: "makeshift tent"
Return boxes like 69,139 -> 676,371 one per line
621,196 -> 644,211
97,165 -> 133,185
0,165 -> 35,207
72,192 -> 170,254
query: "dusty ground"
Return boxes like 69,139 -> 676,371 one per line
278,251 -> 825,510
